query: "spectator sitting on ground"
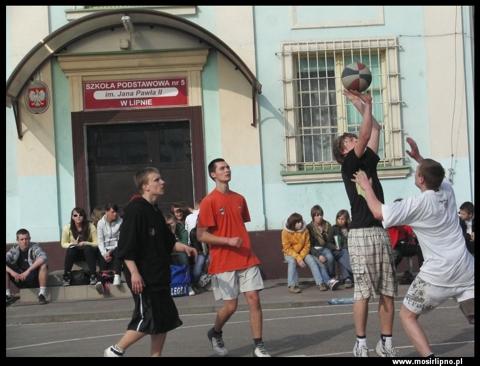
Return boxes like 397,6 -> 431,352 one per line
331,209 -> 354,288
185,199 -> 201,242
171,202 -> 191,226
6,228 -> 49,305
97,203 -> 123,289
306,205 -> 337,279
165,213 -> 189,244
458,201 -> 474,256
282,212 -> 339,293
61,207 -> 99,287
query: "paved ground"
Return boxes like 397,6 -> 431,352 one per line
6,279 -> 475,358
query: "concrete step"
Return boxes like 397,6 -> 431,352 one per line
17,269 -> 130,303
18,283 -> 131,303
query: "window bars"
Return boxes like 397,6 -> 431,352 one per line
280,38 -> 405,172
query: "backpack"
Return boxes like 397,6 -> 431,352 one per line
170,252 -> 191,297
70,270 -> 90,286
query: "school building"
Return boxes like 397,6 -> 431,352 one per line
6,6 -> 474,278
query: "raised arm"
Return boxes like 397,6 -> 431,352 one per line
406,137 -> 424,163
344,90 -> 376,157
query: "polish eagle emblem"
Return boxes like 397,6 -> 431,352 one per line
28,88 -> 46,107
25,81 -> 49,113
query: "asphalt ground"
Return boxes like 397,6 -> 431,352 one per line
6,279 -> 475,359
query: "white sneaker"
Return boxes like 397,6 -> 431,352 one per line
328,278 -> 340,290
104,345 -> 124,357
353,342 -> 369,357
375,339 -> 398,357
113,274 -> 121,286
253,342 -> 271,357
207,328 -> 228,356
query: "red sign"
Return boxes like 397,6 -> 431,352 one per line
25,81 -> 49,114
83,78 -> 188,110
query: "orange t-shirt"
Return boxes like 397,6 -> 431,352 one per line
197,189 -> 261,274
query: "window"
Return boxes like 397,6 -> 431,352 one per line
281,38 -> 409,183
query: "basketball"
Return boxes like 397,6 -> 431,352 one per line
341,62 -> 372,92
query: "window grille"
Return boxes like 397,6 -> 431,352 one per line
280,38 -> 405,175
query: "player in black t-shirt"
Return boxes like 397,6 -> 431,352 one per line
332,90 -> 398,357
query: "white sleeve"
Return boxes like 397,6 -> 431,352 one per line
382,196 -> 421,229
97,220 -> 106,256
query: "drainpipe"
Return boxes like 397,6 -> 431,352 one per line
252,6 -> 269,231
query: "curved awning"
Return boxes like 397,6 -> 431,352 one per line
6,8 -> 262,137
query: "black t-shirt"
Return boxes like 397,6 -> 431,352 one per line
117,197 -> 176,291
341,147 -> 384,229
16,249 -> 30,271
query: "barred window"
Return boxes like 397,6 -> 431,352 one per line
281,38 -> 409,183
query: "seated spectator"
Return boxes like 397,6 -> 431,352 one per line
97,203 -> 123,290
189,225 -> 209,293
165,213 -> 188,244
171,202 -> 191,227
331,209 -> 354,288
6,228 -> 49,305
459,201 -> 474,255
60,207 -> 99,287
387,219 -> 424,284
306,205 -> 337,278
282,212 -> 339,293
185,199 -> 201,242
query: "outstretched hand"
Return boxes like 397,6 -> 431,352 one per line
406,137 -> 423,163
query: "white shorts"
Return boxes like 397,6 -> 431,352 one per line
211,265 -> 264,301
403,275 -> 474,315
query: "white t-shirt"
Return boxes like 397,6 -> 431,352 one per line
382,179 -> 474,287
184,209 -> 199,244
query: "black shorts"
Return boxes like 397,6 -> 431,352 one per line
7,264 -> 39,289
127,287 -> 183,334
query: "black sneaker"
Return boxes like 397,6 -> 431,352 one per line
38,294 -> 48,305
6,294 -> 18,306
89,274 -> 98,285
62,273 -> 71,287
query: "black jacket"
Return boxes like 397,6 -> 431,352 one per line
117,197 -> 176,290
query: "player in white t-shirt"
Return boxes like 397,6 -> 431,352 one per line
352,137 -> 474,357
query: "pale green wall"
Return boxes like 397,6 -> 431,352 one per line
51,60 -> 76,232
254,6 -> 474,228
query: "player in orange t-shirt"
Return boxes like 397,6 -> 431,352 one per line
197,158 -> 270,357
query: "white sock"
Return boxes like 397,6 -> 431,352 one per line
6,289 -> 11,297
357,337 -> 367,347
382,335 -> 393,348
39,287 -> 47,296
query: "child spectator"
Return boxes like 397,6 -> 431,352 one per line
458,201 -> 474,255
332,209 -> 354,288
282,212 -> 339,293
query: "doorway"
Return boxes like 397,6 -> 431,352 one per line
86,121 -> 194,214
71,107 -> 205,215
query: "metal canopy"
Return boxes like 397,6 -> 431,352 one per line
6,8 -> 262,137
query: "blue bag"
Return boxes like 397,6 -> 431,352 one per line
170,252 -> 191,297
